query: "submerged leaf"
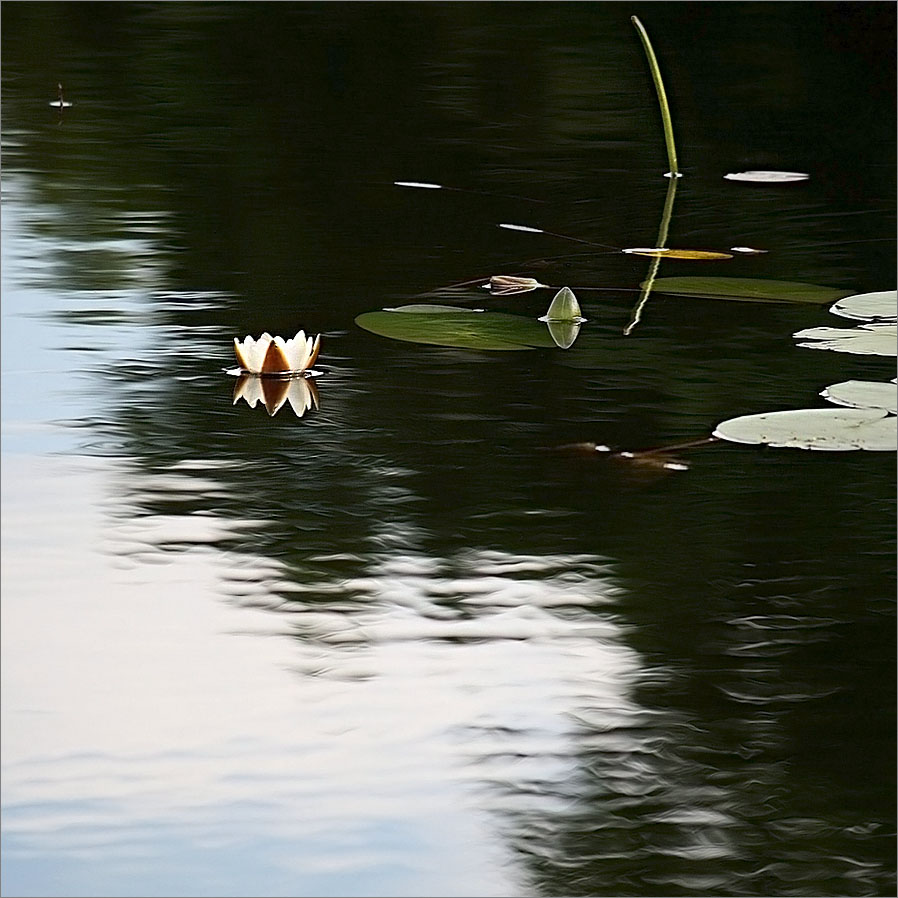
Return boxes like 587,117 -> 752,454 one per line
793,323 -> 897,356
542,286 -> 583,321
355,305 -> 555,351
713,408 -> 896,451
829,290 -> 897,323
820,380 -> 897,415
623,248 -> 734,260
646,276 -> 851,304
724,170 -> 809,183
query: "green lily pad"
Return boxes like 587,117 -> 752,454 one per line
820,380 -> 897,415
713,408 -> 896,451
645,277 -> 851,304
355,304 -> 555,351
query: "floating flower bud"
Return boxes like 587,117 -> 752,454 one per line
233,330 -> 321,375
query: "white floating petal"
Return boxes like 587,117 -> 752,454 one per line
499,223 -> 544,234
724,170 -> 809,183
394,181 -> 442,189
730,246 -> 768,254
829,290 -> 897,323
793,323 -> 897,357
820,380 -> 898,415
713,408 -> 896,451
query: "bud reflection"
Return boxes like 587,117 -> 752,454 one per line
232,373 -> 320,418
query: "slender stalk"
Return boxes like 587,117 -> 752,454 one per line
631,15 -> 679,177
617,436 -> 720,457
624,173 -> 678,335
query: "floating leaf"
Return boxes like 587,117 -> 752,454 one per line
499,223 -> 544,234
646,276 -> 851,304
394,181 -> 443,189
623,247 -> 734,260
542,286 -> 583,321
829,290 -> 897,323
793,323 -> 897,356
488,275 -> 549,296
820,380 -> 897,415
384,303 -> 482,314
355,305 -> 555,351
730,246 -> 768,254
724,170 -> 809,183
713,408 -> 896,451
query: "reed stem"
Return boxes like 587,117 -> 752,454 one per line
631,15 -> 679,177
624,173 -> 678,335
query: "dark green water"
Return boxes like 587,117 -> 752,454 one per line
2,3 -> 895,896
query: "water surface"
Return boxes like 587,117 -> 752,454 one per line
2,4 -> 895,896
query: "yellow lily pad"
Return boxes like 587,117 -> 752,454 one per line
623,248 -> 734,260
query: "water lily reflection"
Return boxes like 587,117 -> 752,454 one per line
233,373 -> 320,418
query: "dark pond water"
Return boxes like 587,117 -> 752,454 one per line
2,3 -> 895,896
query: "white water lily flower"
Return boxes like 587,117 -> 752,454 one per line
233,373 -> 320,418
233,330 -> 321,375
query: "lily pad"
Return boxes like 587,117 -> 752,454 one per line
713,408 -> 896,451
645,276 -> 851,304
820,380 -> 897,414
724,170 -> 809,183
355,305 -> 555,351
793,323 -> 897,356
623,248 -> 734,260
829,290 -> 898,323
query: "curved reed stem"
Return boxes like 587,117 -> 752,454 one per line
624,173 -> 678,335
631,15 -> 679,177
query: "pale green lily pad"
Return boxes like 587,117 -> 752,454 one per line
820,380 -> 897,414
355,305 -> 555,350
829,291 -> 897,323
384,303 -> 481,314
713,408 -> 896,451
793,323 -> 897,356
645,276 -> 850,304
724,170 -> 809,183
